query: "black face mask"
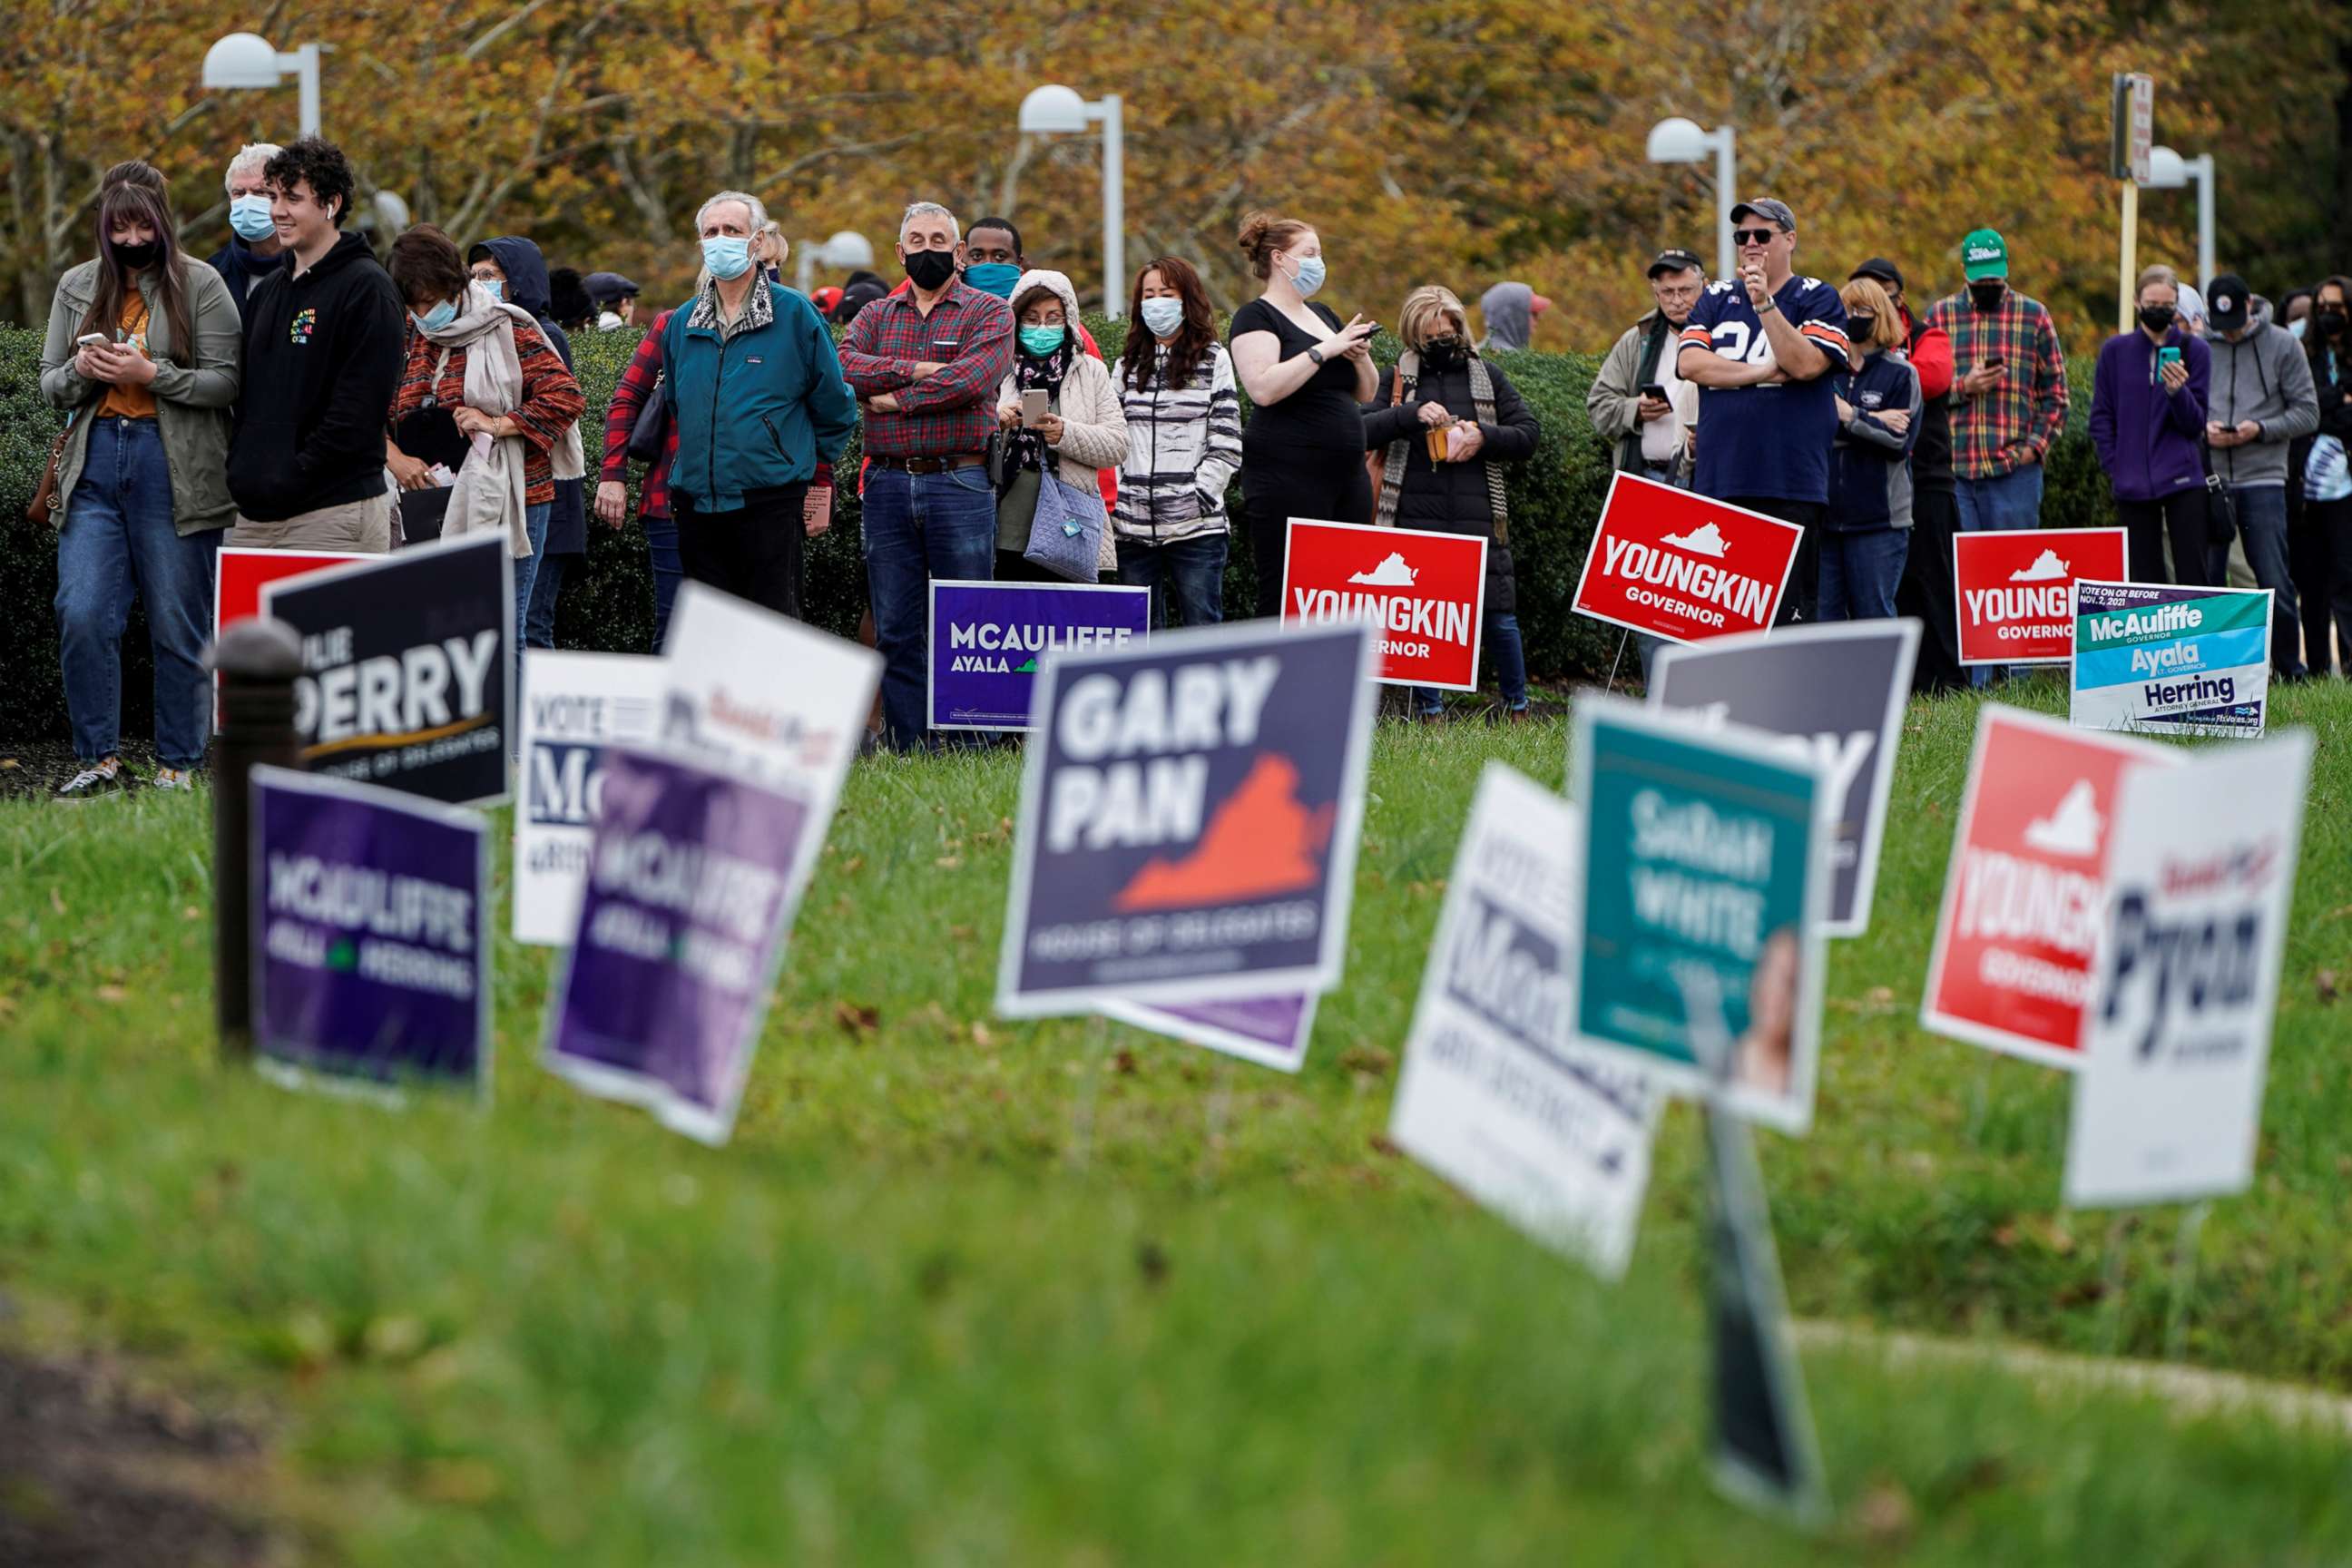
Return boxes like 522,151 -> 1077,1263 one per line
2139,305 -> 2177,334
904,248 -> 957,291
1846,316 -> 1876,345
113,239 -> 161,271
1420,335 -> 1464,368
1969,281 -> 2006,312
2318,309 -> 2348,338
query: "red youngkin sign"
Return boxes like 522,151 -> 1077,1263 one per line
1571,474 -> 1803,644
1953,527 -> 2127,666
1281,518 -> 1488,691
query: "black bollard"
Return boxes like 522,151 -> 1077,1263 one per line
211,616 -> 305,1058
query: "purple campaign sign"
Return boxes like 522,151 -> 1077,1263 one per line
1102,993 -> 1318,1073
928,579 -> 1151,731
544,747 -> 809,1145
249,767 -> 490,1095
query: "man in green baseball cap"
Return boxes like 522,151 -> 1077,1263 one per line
1926,226 -> 2071,684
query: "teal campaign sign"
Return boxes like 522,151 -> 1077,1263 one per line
2069,579 -> 2270,739
1570,694 -> 1831,1134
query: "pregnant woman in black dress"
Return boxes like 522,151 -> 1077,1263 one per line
1227,211 -> 1378,617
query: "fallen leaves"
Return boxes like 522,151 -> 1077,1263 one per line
833,1001 -> 880,1038
2318,970 -> 2339,1004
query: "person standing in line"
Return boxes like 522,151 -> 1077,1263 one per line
991,270 -> 1127,583
466,236 -> 589,647
1820,278 -> 1922,622
2088,266 -> 2212,586
2306,275 -> 2352,676
1476,281 -> 1552,352
2204,272 -> 2321,678
1229,211 -> 1377,618
205,142 -> 286,320
1362,285 -> 1539,719
837,201 -> 1014,750
39,176 -> 242,799
594,306 -> 685,647
1676,197 -> 1849,625
1588,248 -> 1705,484
587,272 -> 641,331
1851,258 -> 1961,690
224,137 -> 407,553
1112,256 -> 1243,630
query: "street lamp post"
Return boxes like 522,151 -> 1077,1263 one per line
795,230 -> 877,296
1646,117 -> 1737,280
2144,144 -> 2216,292
1018,84 -> 1125,318
203,33 -> 326,137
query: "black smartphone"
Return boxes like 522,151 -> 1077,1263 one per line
1640,382 -> 1670,401
1984,354 -> 2005,368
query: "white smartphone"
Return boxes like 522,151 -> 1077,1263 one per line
75,333 -> 110,349
1020,388 -> 1049,427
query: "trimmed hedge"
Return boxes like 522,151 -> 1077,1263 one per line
0,317 -> 2119,740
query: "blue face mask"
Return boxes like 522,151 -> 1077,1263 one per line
229,195 -> 274,242
1139,296 -> 1186,338
1287,253 -> 1327,299
702,236 -> 752,282
416,299 -> 458,334
476,278 -> 504,303
965,262 -> 1021,299
1019,324 -> 1067,357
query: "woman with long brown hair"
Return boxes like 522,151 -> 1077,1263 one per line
37,177 -> 241,800
1113,256 -> 1243,627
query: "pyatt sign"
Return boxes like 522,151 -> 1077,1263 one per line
928,580 -> 1151,730
1571,474 -> 1802,644
513,652 -> 667,946
2070,579 -> 2271,739
1280,517 -> 1486,690
1952,527 -> 2126,665
997,620 -> 1379,1014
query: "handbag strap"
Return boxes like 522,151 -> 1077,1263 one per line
1470,353 -> 1509,545
1375,355 -> 1415,527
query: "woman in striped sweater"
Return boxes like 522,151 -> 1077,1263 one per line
1112,257 -> 1244,628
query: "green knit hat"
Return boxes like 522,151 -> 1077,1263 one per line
1961,229 -> 2009,282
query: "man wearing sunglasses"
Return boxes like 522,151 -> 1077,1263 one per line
1676,198 -> 1849,624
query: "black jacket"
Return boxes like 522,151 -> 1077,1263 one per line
205,237 -> 290,322
227,230 -> 407,523
1362,352 -> 1539,612
475,236 -> 586,555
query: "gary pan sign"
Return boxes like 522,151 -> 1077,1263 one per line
997,620 -> 1379,1014
928,579 -> 1150,730
1280,517 -> 1486,691
261,532 -> 514,806
1920,705 -> 2174,1069
1651,620 -> 1919,937
1952,525 -> 2125,666
1099,993 -> 1320,1074
2070,579 -> 2271,739
250,766 -> 489,1097
514,651 -> 666,946
1571,474 -> 1802,645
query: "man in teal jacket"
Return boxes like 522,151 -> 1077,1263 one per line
664,189 -> 858,619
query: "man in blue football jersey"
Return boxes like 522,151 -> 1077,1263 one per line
1676,197 -> 1849,624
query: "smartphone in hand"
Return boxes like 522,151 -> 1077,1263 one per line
1020,388 -> 1049,427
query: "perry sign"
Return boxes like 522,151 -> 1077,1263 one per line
1571,474 -> 1803,644
1920,705 -> 2176,1069
1952,526 -> 2126,665
1280,517 -> 1486,691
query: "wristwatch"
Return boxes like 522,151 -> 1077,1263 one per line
1306,346 -> 1327,366
1755,299 -> 1779,317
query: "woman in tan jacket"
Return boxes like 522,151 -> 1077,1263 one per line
993,270 -> 1127,582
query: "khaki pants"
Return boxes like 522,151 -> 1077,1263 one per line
227,489 -> 394,554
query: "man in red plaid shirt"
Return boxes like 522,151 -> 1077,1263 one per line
838,201 -> 1014,750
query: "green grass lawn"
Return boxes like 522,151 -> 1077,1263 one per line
3,676 -> 2350,1562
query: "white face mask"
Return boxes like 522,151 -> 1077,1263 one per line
1139,296 -> 1185,338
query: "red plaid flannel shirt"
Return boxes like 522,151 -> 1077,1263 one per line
601,309 -> 830,521
1924,289 -> 2070,479
390,315 -> 584,507
838,279 -> 1013,458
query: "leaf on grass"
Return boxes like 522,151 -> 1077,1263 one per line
1337,1044 -> 1396,1078
93,985 -> 128,1004
414,1458 -> 505,1505
1853,1482 -> 1916,1545
833,1001 -> 879,1037
935,856 -> 963,869
1112,1048 -> 1139,1076
48,887 -> 64,916
969,1022 -> 995,1049
2318,969 -> 2340,1004
1368,1132 -> 1403,1158
1135,1240 -> 1171,1287
0,759 -> 17,769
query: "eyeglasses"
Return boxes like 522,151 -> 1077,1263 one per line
1733,229 -> 1781,247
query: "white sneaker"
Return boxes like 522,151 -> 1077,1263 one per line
152,767 -> 198,792
54,762 -> 126,802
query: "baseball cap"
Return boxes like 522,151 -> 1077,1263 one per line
1729,198 -> 1796,233
1961,229 -> 2009,281
1849,257 -> 1904,290
1530,292 -> 1554,316
1648,248 -> 1705,278
584,270 -> 641,305
2176,283 -> 2207,325
2207,273 -> 2250,330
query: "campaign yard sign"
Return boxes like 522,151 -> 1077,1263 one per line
1952,526 -> 2127,665
997,620 -> 1379,1014
513,652 -> 666,946
211,546 -> 369,725
2064,733 -> 2313,1208
249,766 -> 489,1098
2070,579 -> 2271,739
1390,763 -> 1659,1279
1920,706 -> 2176,1069
928,579 -> 1151,730
260,532 -> 514,805
543,748 -> 819,1146
1570,694 -> 1832,1134
1099,994 -> 1320,1073
1571,473 -> 1804,645
1280,517 -> 1486,690
1650,620 -> 1919,937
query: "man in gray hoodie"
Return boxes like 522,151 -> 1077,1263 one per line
2205,273 -> 2320,677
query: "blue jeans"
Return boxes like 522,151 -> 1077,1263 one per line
861,465 -> 998,750
524,549 -> 569,650
514,502 -> 550,688
1818,526 -> 1909,622
1956,463 -> 2046,685
646,512 -> 682,650
1413,611 -> 1528,715
54,417 -> 221,769
1115,533 -> 1227,629
2221,485 -> 2302,677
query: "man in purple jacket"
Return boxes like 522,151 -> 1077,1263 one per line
2089,264 -> 2214,584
